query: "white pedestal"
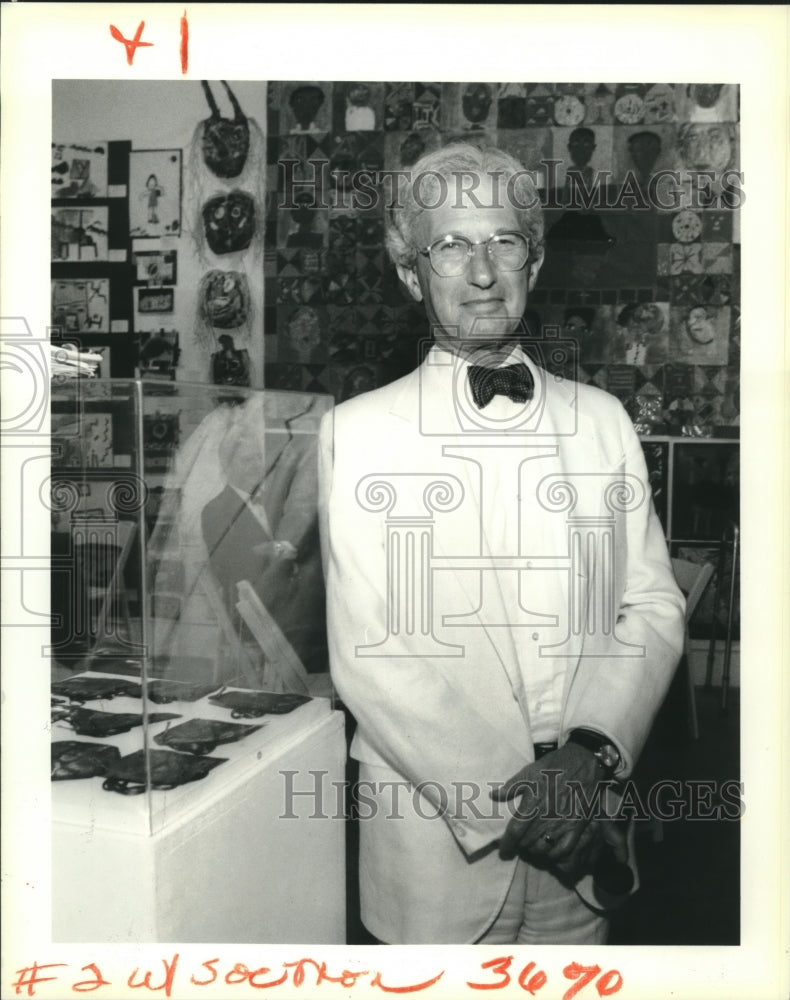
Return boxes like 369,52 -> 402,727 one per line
52,699 -> 347,943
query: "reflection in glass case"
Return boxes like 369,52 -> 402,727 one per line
49,379 -> 345,944
50,378 -> 335,832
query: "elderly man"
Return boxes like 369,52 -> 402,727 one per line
318,143 -> 684,944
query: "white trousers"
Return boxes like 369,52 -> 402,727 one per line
477,860 -> 609,945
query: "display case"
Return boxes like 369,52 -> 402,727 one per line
49,378 -> 345,943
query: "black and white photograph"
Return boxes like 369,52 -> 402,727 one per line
1,7 -> 787,1000
129,148 -> 183,238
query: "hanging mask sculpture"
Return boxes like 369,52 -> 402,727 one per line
202,190 -> 256,255
200,80 -> 250,179
199,270 -> 250,329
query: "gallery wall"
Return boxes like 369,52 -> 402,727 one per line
50,78 -> 741,637
263,81 -> 741,440
52,79 -> 268,386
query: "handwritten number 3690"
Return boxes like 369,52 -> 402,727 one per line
467,956 -> 623,997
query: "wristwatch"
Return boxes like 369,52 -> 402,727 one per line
566,728 -> 621,776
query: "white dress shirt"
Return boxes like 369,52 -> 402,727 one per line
434,344 -> 565,743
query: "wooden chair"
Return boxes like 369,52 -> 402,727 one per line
235,580 -> 311,695
671,557 -> 716,740
198,564 -> 266,688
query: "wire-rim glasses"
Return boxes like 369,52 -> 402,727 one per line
419,231 -> 530,277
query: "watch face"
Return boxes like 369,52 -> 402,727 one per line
554,95 -> 586,126
672,209 -> 703,243
614,93 -> 646,125
596,744 -> 621,771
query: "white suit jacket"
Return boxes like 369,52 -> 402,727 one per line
318,347 -> 684,943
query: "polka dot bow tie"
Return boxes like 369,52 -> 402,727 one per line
467,362 -> 534,409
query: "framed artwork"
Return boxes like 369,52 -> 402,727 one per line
137,329 -> 179,380
90,345 -> 112,379
143,412 -> 181,472
671,442 -> 739,541
668,305 -> 732,365
133,249 -> 177,286
51,141 -> 108,199
80,412 -> 114,468
51,279 -> 110,333
281,81 -> 331,135
128,149 -> 182,238
138,287 -> 174,314
51,206 -> 109,261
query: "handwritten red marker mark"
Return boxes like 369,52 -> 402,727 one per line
562,963 -> 623,1000
10,963 -> 66,997
127,954 -> 179,997
467,956 -> 519,991
72,964 -> 111,993
369,968 -> 445,993
109,22 -> 154,65
180,11 -> 189,74
518,962 -> 549,995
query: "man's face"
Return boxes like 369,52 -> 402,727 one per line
681,124 -> 733,172
397,179 -> 542,359
462,84 -> 492,124
628,134 -> 661,174
564,314 -> 590,339
568,131 -> 596,167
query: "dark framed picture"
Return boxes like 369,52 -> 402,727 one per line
138,287 -> 174,315
137,329 -> 179,380
671,441 -> 739,541
133,250 -> 177,286
128,149 -> 182,238
143,412 -> 181,472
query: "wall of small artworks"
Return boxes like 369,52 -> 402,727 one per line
261,81 -> 741,639
50,80 -> 741,641
263,81 -> 740,432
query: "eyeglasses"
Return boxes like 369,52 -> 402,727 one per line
420,232 -> 530,277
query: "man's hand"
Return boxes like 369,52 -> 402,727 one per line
252,539 -> 298,563
490,742 -> 622,880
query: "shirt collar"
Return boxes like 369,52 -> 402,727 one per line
429,341 -> 531,372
